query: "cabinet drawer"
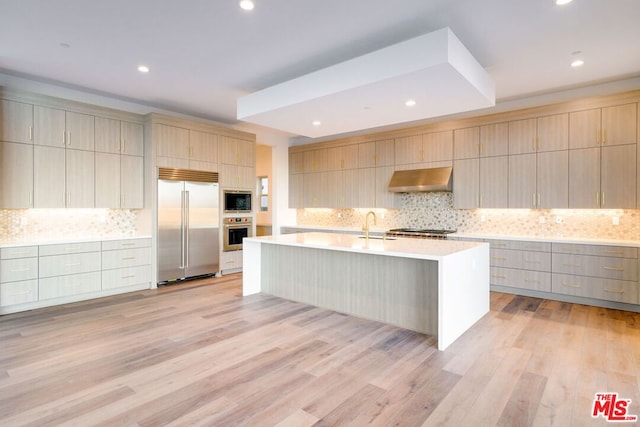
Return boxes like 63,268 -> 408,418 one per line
221,250 -> 243,270
0,246 -> 38,260
552,273 -> 638,304
39,241 -> 101,256
101,247 -> 150,269
102,265 -> 150,290
39,272 -> 101,300
552,243 -> 637,258
0,257 -> 38,283
487,240 -> 550,252
490,267 -> 551,292
39,252 -> 101,278
552,253 -> 638,281
490,249 -> 551,271
0,280 -> 38,306
102,238 -> 151,251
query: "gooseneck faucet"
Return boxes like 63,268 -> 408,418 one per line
362,211 -> 377,242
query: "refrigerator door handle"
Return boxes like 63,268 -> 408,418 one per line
180,190 -> 186,269
184,190 -> 190,269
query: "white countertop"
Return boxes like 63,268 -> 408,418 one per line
245,232 -> 487,261
452,232 -> 640,247
0,235 -> 152,249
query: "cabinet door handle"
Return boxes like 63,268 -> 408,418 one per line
603,249 -> 623,255
602,192 -> 605,207
596,191 -> 600,207
67,132 -> 71,146
65,262 -> 81,267
491,256 -> 506,261
563,283 -> 581,288
603,266 -> 624,272
121,275 -> 136,279
29,125 -> 33,141
121,257 -> 136,261
524,279 -> 540,283
524,260 -> 541,264
604,288 -> 624,294
491,274 -> 506,279
602,129 -> 607,144
62,131 -> 66,146
10,267 -> 32,272
563,263 -> 581,267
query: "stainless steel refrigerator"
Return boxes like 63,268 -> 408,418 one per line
157,169 -> 219,284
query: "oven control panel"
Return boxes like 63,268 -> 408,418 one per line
224,217 -> 252,224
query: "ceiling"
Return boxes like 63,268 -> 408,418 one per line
1,0 -> 639,143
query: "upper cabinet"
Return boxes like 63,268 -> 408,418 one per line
327,145 -> 358,170
569,103 -> 637,149
95,117 -> 143,157
34,106 -> 95,151
0,99 -> 33,144
396,131 -> 452,165
509,114 -> 568,155
480,123 -> 509,157
219,135 -> 254,167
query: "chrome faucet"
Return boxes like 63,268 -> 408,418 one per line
362,211 -> 377,241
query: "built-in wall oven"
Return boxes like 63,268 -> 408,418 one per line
223,217 -> 253,251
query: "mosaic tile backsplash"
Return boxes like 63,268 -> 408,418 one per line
0,209 -> 139,243
296,192 -> 640,241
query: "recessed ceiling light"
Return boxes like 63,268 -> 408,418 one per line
405,99 -> 417,107
137,65 -> 150,73
239,0 -> 254,10
554,0 -> 573,5
571,59 -> 584,68
312,120 -> 321,126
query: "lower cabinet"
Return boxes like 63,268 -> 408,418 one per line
482,237 -> 640,307
220,250 -> 242,273
0,237 -> 151,314
488,239 -> 551,292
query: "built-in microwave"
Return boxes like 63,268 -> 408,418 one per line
224,190 -> 252,213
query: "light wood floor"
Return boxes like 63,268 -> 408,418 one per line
1,274 -> 640,426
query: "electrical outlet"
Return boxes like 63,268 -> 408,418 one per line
337,212 -> 342,218
612,216 -> 619,225
555,216 -> 563,224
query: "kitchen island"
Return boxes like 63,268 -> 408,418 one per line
243,232 -> 489,350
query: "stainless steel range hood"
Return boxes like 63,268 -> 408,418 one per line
388,167 -> 453,192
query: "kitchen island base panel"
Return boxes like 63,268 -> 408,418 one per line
243,235 -> 490,350
260,244 -> 438,337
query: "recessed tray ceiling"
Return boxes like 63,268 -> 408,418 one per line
237,27 -> 495,138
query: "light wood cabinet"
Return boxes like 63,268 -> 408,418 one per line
454,127 -> 479,160
454,156 -> 508,209
220,135 -> 254,167
289,173 -> 304,208
34,107 -> 95,151
1,99 -> 33,144
569,104 -> 637,149
480,123 -> 508,157
453,158 -> 479,209
374,166 -> 399,208
289,152 -> 305,174
423,130 -> 453,162
569,144 -> 636,208
480,156 -> 508,208
219,163 -> 254,190
327,145 -> 358,170
509,150 -> 568,208
509,114 -> 568,155
34,145 -> 65,208
96,118 -> 143,156
303,149 -> 327,172
394,134 -> 422,165
189,130 -> 218,163
358,139 -> 395,168
96,153 -> 144,208
487,239 -> 552,292
155,123 -> 190,159
358,167 -> 376,207
0,244 -> 38,307
0,141 -> 33,208
66,149 -> 95,208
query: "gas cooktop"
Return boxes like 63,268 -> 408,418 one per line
385,228 -> 457,239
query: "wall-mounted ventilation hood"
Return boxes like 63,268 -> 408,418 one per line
388,167 -> 453,192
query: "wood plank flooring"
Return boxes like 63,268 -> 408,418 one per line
1,274 -> 640,426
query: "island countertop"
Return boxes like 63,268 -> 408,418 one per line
244,232 -> 488,260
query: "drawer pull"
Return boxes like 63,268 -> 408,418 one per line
604,288 -> 625,294
524,260 -> 541,264
562,263 -> 581,267
10,268 -> 32,272
121,243 -> 136,247
492,243 -> 506,247
603,266 -> 624,272
63,283 -> 83,288
10,289 -> 32,296
491,274 -> 506,279
562,283 -> 581,288
491,256 -> 506,261
9,250 -> 30,255
121,275 -> 136,279
603,250 -> 623,255
121,257 -> 137,261
524,279 -> 540,283
65,263 -> 82,267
